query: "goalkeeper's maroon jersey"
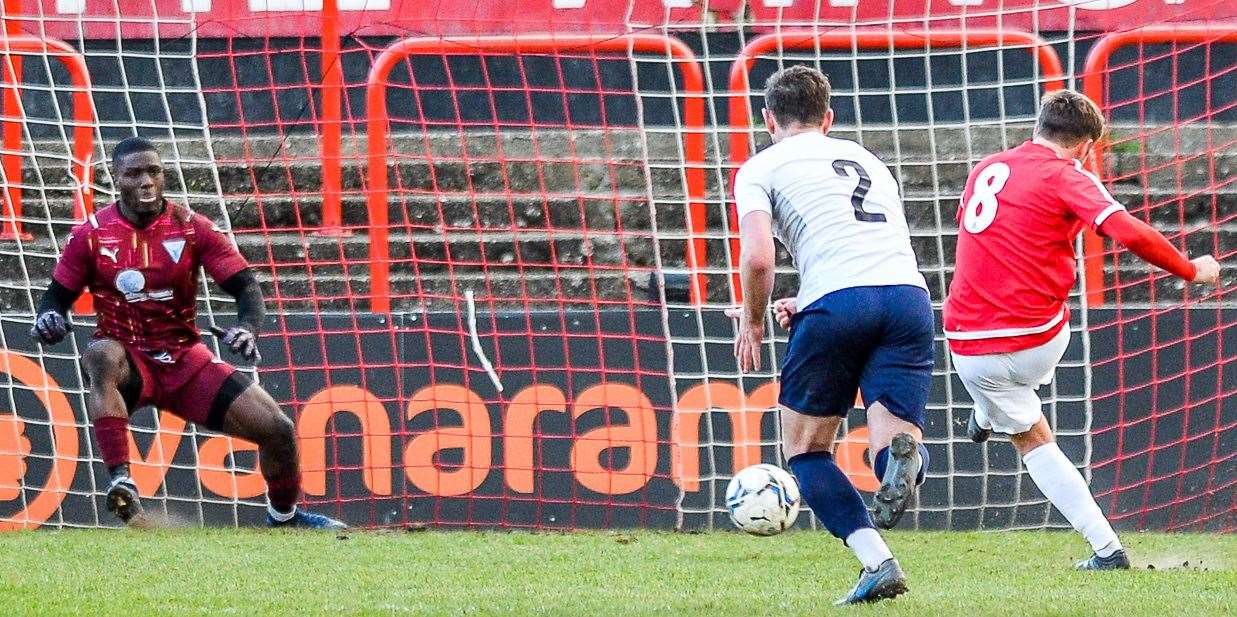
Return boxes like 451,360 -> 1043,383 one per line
52,201 -> 248,354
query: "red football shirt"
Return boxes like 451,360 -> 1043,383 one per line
52,202 -> 249,354
944,141 -> 1125,355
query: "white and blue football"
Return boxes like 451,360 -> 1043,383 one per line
725,463 -> 801,536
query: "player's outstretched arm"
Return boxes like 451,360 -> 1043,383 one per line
30,280 -> 81,345
1098,210 -> 1221,286
216,269 -> 265,361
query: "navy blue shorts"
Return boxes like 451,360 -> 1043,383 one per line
779,285 -> 934,427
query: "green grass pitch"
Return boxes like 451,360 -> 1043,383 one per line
0,529 -> 1232,615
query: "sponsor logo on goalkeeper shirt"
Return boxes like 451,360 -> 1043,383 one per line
113,268 -> 174,303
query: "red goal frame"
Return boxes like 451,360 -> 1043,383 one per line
364,34 -> 709,312
1081,24 -> 1237,306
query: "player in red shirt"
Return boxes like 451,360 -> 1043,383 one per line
30,137 -> 345,529
944,91 -> 1220,569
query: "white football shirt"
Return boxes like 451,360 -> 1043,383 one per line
734,131 -> 927,308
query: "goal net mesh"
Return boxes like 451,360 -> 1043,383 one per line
0,1 -> 1230,532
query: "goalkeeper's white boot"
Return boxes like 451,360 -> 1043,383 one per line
106,476 -> 143,524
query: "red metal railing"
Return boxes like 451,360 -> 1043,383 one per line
1,0 -> 23,239
726,29 -> 1066,300
1081,24 -> 1237,306
317,0 -> 346,237
0,35 -> 94,239
365,34 -> 708,312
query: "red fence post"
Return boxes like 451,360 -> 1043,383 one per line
317,0 -> 346,236
0,0 -> 24,240
365,34 -> 708,313
0,35 -> 94,240
1081,24 -> 1237,307
0,35 -> 95,312
725,29 -> 1065,301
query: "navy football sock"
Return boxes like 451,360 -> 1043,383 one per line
873,440 -> 930,486
787,450 -> 874,541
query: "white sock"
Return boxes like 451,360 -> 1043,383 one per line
846,527 -> 894,571
267,502 -> 297,522
1023,443 -> 1122,556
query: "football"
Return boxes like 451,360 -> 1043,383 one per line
725,464 -> 801,536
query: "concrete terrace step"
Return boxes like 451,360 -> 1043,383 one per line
212,188 -> 1237,233
143,125 -> 1237,163
0,269 -> 650,314
1,126 -> 1231,310
12,125 -> 1237,195
7,183 -> 1230,244
6,221 -> 1230,274
3,262 -> 1221,314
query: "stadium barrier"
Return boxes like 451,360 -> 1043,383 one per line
0,2 -> 1229,533
1081,23 -> 1237,306
0,35 -> 93,240
365,33 -> 709,312
3,306 -> 1228,530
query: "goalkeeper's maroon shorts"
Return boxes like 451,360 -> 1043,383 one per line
124,341 -> 251,431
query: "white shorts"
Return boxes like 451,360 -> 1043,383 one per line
950,326 -> 1071,435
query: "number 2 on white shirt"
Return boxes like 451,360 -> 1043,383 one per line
963,162 -> 1010,233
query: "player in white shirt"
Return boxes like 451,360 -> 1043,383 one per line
729,66 -> 934,605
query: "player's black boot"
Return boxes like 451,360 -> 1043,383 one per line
873,433 -> 922,529
1076,549 -> 1131,571
967,411 -> 991,443
106,476 -> 143,524
834,558 -> 908,605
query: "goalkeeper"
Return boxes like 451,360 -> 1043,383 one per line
31,137 -> 345,530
